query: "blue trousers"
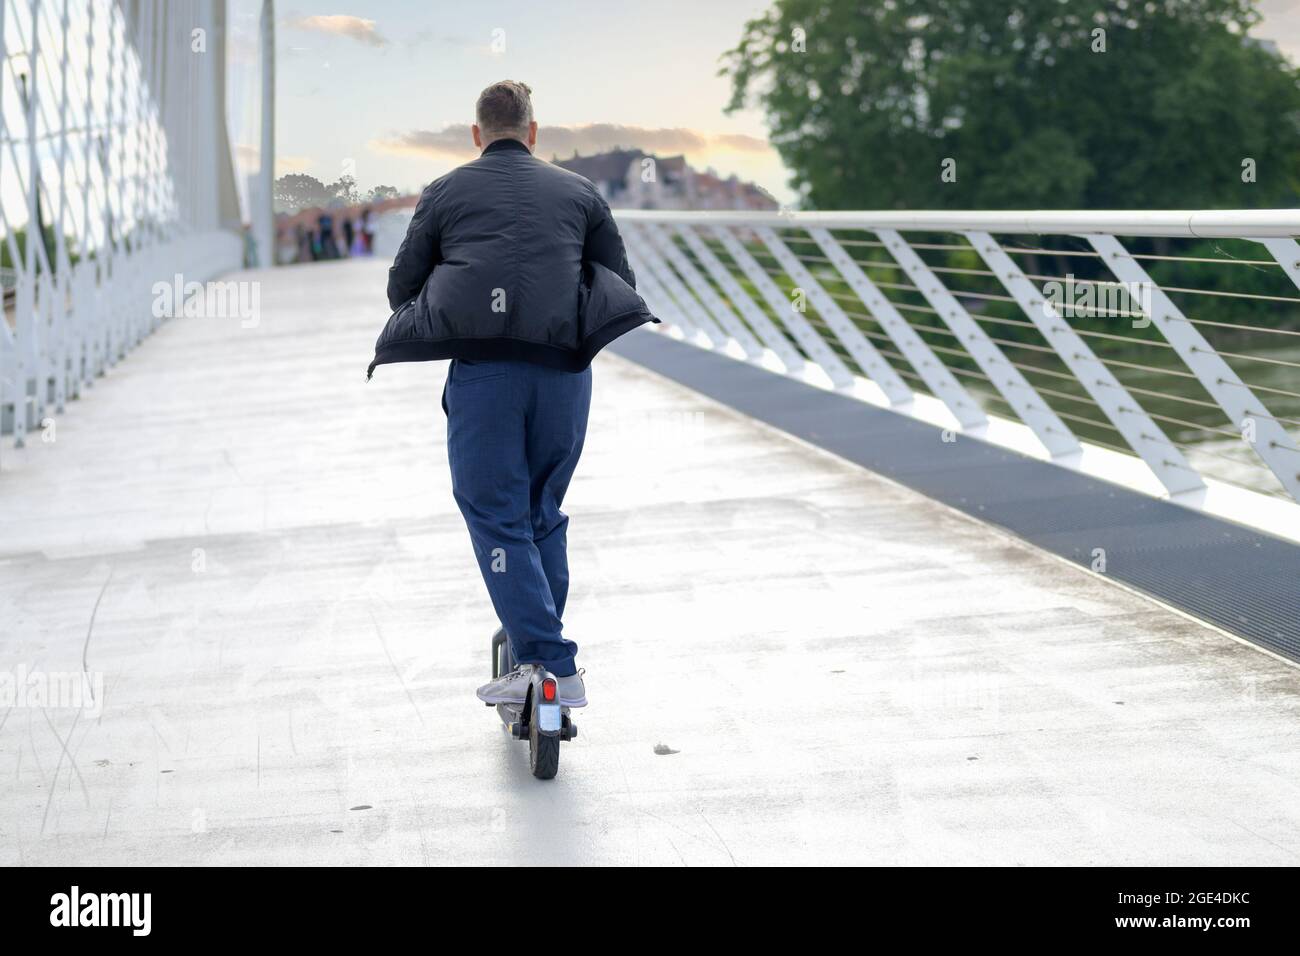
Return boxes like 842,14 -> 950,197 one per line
443,358 -> 592,677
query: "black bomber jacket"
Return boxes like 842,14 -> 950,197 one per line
367,138 -> 658,378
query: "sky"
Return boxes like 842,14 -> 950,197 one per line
242,0 -> 1300,208
241,0 -> 786,200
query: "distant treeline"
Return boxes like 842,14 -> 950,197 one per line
724,0 -> 1300,211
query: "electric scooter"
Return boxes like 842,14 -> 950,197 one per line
488,627 -> 577,779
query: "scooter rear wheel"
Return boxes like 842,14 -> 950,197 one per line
529,698 -> 560,780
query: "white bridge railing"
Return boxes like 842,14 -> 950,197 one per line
0,0 -> 248,463
615,209 -> 1300,521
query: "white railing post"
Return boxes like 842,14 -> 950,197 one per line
18,0 -> 46,444
101,0 -> 121,366
625,240 -> 707,345
1260,238 -> 1300,291
52,0 -> 74,407
754,226 -> 911,401
708,226 -> 860,392
0,2 -> 18,450
871,228 -> 1080,457
623,224 -> 727,347
968,231 -> 1204,495
809,228 -> 987,430
673,224 -> 806,375
80,0 -> 99,383
1091,234 -> 1300,501
642,223 -> 766,361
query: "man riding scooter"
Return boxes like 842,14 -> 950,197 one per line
368,80 -> 655,710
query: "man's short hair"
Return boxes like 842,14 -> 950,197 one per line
475,80 -> 534,143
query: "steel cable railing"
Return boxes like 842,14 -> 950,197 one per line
616,209 -> 1300,506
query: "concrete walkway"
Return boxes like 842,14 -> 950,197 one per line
2,258 -> 1298,866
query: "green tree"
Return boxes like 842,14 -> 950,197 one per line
722,0 -> 1300,209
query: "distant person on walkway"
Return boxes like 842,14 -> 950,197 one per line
294,222 -> 313,263
241,224 -> 257,268
342,217 -> 355,257
317,213 -> 337,260
359,207 -> 374,255
368,80 -> 656,708
349,217 -> 368,257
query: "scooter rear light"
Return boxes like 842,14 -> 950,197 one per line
542,678 -> 557,702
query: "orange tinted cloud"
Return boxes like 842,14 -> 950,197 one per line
284,15 -> 387,47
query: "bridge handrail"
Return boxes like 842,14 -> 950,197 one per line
615,207 -> 1300,529
612,208 -> 1300,239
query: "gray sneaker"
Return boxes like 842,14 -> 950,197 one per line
557,669 -> 587,708
477,665 -> 535,705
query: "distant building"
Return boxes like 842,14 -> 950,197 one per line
553,148 -> 777,211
